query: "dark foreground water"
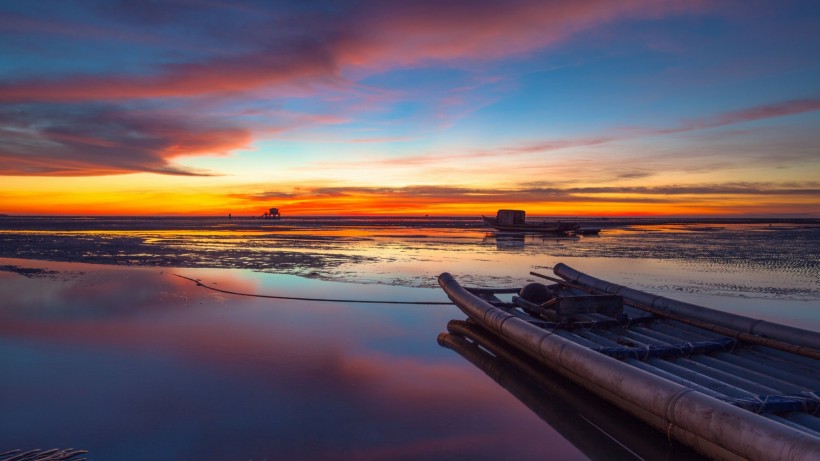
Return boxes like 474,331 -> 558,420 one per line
1,216 -> 818,460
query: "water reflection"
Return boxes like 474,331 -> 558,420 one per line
1,261 -> 593,460
483,232 -> 581,250
438,320 -> 705,461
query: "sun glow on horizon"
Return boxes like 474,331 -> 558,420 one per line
1,172 -> 817,218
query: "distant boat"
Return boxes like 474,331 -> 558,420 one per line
483,209 -> 580,234
438,263 -> 820,461
263,207 -> 281,219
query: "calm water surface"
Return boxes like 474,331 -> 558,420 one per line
1,217 -> 818,459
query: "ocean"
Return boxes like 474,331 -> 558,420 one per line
1,216 -> 818,460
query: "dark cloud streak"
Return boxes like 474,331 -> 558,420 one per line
0,104 -> 250,176
657,98 -> 820,135
231,182 -> 820,208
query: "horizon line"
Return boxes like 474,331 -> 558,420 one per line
2,213 -> 818,221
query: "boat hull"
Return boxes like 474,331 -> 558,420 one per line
482,216 -> 579,233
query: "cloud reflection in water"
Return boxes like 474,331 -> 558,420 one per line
0,260 -> 588,460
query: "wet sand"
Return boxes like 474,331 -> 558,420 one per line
1,217 -> 818,331
1,217 -> 817,294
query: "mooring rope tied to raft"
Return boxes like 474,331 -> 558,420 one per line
0,449 -> 88,461
172,273 -> 454,305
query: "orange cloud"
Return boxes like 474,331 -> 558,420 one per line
225,182 -> 820,216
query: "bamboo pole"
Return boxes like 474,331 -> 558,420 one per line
530,270 -> 820,361
553,263 -> 820,351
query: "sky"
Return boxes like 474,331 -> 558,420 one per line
0,0 -> 818,217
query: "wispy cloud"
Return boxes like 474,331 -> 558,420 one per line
0,49 -> 339,103
0,104 -> 250,176
231,182 -> 820,210
511,98 -> 820,153
656,98 -> 820,134
0,5 -> 806,109
560,183 -> 820,196
0,1 -> 706,104
302,96 -> 820,181
342,0 -> 707,69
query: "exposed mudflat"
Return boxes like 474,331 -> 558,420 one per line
1,216 -> 817,300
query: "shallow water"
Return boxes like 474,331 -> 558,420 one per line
1,260 -> 603,460
1,217 -> 818,459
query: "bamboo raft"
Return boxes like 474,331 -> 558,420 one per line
438,263 -> 820,461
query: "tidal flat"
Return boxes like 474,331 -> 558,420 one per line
1,216 -> 818,460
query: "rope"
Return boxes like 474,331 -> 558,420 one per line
172,274 -> 454,306
752,394 -> 771,414
804,391 -> 820,415
0,449 -> 87,461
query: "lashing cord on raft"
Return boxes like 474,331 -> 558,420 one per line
173,273 -> 454,305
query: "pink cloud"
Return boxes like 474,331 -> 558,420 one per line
494,98 -> 820,161
496,98 -> 820,155
343,0 -> 707,69
0,49 -> 338,103
0,104 -> 251,176
0,1 -> 708,104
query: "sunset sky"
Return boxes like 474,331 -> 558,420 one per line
1,0 -> 818,216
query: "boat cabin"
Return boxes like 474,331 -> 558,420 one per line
496,209 -> 526,225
